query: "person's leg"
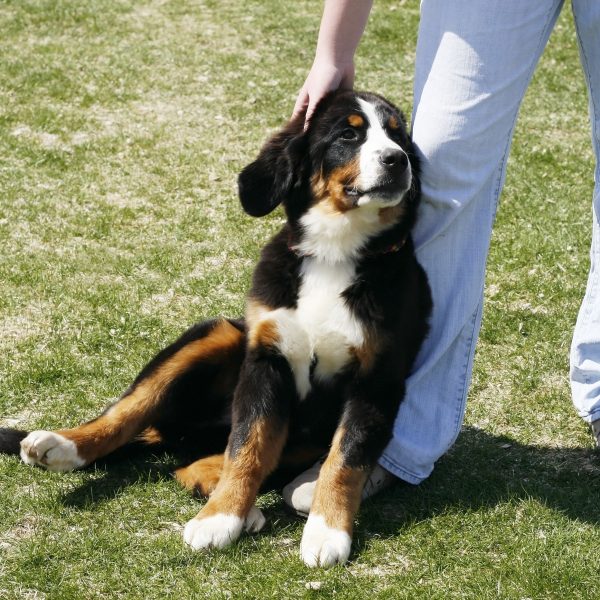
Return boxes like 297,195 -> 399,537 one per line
569,0 -> 600,436
379,0 -> 565,483
283,0 -> 566,515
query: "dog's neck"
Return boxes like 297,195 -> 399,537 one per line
290,203 -> 403,264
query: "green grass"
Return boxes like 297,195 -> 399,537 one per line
1,1 -> 599,598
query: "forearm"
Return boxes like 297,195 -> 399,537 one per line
314,0 -> 373,66
292,0 -> 374,121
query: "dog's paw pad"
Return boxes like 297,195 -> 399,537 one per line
300,514 -> 352,568
183,513 -> 245,550
20,431 -> 85,472
244,505 -> 266,534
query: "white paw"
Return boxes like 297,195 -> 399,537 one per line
244,505 -> 266,533
19,431 -> 85,472
300,514 -> 352,568
183,506 -> 265,550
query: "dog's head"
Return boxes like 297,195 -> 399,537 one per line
238,91 -> 419,259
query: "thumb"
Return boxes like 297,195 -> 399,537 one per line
292,87 -> 309,121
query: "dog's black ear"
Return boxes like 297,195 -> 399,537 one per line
238,114 -> 307,217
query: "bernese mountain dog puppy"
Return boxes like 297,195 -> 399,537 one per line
0,90 -> 431,567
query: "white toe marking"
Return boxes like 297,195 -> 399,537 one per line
300,514 -> 352,568
183,506 -> 266,550
19,431 -> 85,472
244,505 -> 266,534
183,513 -> 245,550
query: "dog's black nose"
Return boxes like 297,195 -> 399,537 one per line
379,148 -> 409,169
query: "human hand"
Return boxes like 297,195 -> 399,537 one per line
292,59 -> 355,128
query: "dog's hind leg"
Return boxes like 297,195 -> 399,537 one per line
174,453 -> 224,496
19,319 -> 245,471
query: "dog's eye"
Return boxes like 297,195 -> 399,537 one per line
341,128 -> 358,141
387,124 -> 406,143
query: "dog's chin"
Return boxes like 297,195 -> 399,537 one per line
346,184 -> 410,208
345,172 -> 412,208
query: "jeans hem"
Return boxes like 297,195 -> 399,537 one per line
579,408 -> 600,424
378,454 -> 431,485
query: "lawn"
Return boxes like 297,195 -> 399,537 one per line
0,1 -> 599,598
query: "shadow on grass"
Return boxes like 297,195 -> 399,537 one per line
59,426 -> 600,532
358,426 -> 600,541
59,446 -> 180,508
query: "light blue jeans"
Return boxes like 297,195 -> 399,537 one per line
379,0 -> 600,484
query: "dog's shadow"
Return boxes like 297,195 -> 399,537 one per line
60,426 -> 600,538
59,445 -> 181,509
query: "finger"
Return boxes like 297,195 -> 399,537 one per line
292,89 -> 309,121
304,101 -> 318,131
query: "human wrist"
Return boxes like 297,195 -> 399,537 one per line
311,53 -> 354,77
314,0 -> 372,68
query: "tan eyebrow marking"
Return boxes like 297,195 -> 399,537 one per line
388,115 -> 400,130
348,114 -> 364,128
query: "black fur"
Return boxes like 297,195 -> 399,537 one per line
238,114 -> 307,217
2,89 -> 431,500
232,90 -> 431,469
0,428 -> 27,455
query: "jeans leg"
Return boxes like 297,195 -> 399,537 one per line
379,0 -> 564,483
570,0 -> 600,423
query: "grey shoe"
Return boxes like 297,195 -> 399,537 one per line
282,458 -> 396,518
591,420 -> 600,448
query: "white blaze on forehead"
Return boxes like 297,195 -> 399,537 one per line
356,98 -> 407,194
357,98 -> 401,152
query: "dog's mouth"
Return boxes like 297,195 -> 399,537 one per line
345,166 -> 413,203
344,179 -> 411,204
344,185 -> 397,198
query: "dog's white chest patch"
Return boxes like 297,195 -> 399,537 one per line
295,258 -> 364,384
253,262 -> 366,399
281,258 -> 364,396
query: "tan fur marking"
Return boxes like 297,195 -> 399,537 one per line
350,331 -> 380,374
57,320 -> 244,463
310,427 -> 368,534
248,318 -> 280,350
348,114 -> 364,128
388,115 -> 400,130
311,158 -> 361,214
135,426 -> 164,445
174,454 -> 224,496
195,418 -> 288,519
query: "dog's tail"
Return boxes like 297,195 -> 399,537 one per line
0,428 -> 28,455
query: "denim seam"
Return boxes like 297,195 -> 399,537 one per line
577,228 -> 600,354
452,305 -> 480,436
379,304 -> 482,483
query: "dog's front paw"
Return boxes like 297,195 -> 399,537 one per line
20,431 -> 85,472
183,506 -> 265,550
300,514 -> 352,568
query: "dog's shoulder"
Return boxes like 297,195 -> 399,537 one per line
248,225 -> 303,311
